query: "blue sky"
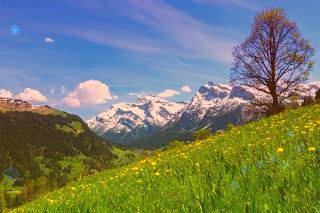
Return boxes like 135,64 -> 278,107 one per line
0,0 -> 319,119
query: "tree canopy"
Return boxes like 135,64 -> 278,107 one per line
231,8 -> 315,113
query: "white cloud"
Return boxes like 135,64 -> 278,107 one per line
50,87 -> 56,95
45,37 -> 55,43
62,0 -> 236,64
181,85 -> 192,93
129,91 -> 147,98
15,88 -> 47,103
191,0 -> 257,10
63,97 -> 81,107
62,80 -> 116,107
123,0 -> 235,63
157,89 -> 180,98
0,89 -> 13,98
61,85 -> 67,95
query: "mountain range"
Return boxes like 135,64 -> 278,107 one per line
87,81 -> 320,148
86,96 -> 185,145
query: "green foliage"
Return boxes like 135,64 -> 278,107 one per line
192,128 -> 211,141
0,191 -> 4,210
166,140 -> 185,149
110,147 -> 141,167
50,109 -> 68,117
226,122 -> 235,131
55,121 -> 84,135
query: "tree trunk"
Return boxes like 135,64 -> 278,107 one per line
269,82 -> 279,114
272,96 -> 279,112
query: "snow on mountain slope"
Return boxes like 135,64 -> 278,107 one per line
86,95 -> 186,144
167,82 -> 257,131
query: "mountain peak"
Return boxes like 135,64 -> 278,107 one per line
86,95 -> 186,142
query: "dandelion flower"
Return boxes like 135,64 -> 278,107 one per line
47,199 -> 55,204
277,147 -> 284,154
308,147 -> 316,152
155,172 -> 160,176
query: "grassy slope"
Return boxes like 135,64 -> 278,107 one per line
15,105 -> 320,212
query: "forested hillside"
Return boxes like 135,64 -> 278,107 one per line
0,110 -> 119,208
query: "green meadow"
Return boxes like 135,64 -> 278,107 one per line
14,105 -> 320,212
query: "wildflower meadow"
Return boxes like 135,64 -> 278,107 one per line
14,105 -> 320,212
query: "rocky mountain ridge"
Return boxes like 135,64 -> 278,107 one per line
86,95 -> 185,145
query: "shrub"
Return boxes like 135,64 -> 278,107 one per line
192,129 -> 211,141
226,123 -> 235,131
166,140 -> 185,149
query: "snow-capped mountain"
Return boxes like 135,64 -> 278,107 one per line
87,81 -> 320,148
132,82 -> 265,148
167,82 -> 261,131
86,95 -> 186,145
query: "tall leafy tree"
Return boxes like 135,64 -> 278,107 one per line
231,8 -> 315,113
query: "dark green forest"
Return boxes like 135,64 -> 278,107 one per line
0,111 -> 116,208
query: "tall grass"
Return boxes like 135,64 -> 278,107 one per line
14,105 -> 320,212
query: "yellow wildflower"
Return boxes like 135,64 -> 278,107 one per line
277,147 -> 284,154
47,199 -> 55,204
155,172 -> 160,176
308,147 -> 316,152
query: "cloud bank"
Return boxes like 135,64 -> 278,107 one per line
63,80 -> 117,107
0,89 -> 13,98
15,88 -> 48,103
157,89 -> 181,98
181,85 -> 192,93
